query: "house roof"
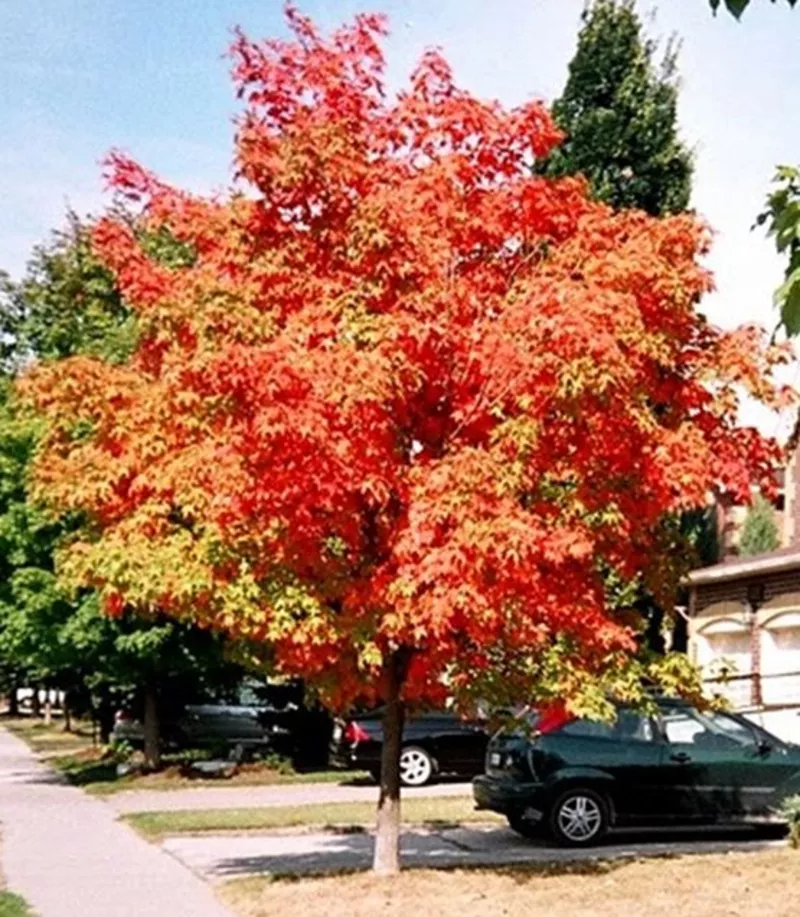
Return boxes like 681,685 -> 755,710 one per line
688,545 -> 800,586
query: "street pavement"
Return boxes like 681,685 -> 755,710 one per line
164,824 -> 786,882
0,727 -> 233,917
108,779 -> 473,814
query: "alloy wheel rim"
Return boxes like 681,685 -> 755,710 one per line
400,749 -> 431,785
557,795 -> 602,841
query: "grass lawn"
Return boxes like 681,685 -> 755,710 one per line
126,796 -> 498,840
221,848 -> 800,917
0,891 -> 31,917
3,716 -> 367,795
3,716 -> 94,755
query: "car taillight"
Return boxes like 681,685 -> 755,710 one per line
344,721 -> 370,744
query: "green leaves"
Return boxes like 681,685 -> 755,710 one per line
758,165 -> 800,336
0,211 -> 135,369
710,0 -> 797,17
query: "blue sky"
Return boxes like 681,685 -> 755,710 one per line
2,0 -> 799,426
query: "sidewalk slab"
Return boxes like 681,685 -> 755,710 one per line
107,780 -> 472,814
0,728 -> 232,917
163,824 -> 786,882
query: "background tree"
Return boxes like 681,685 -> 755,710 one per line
540,0 -> 692,217
739,493 -> 781,557
541,0 -> 708,653
0,217 -> 243,766
24,10 -> 785,873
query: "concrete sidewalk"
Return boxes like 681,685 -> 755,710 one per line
108,780 -> 472,814
0,727 -> 232,917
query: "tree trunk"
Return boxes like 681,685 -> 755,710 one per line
372,652 -> 406,875
63,702 -> 72,733
143,687 -> 161,771
8,681 -> 18,717
31,686 -> 41,718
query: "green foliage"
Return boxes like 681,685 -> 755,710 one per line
680,506 -> 720,568
710,0 -> 797,18
0,213 -> 248,739
757,165 -> 800,336
540,0 -> 692,216
739,494 -> 781,557
0,891 -> 31,917
779,794 -> 800,848
0,211 -> 136,369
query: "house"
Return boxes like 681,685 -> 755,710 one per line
687,436 -> 800,742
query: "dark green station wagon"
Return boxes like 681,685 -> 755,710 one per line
473,697 -> 800,846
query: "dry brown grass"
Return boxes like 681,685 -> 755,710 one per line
221,849 -> 800,917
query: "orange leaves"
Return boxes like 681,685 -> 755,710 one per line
21,8 -> 790,709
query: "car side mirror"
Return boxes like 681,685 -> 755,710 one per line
756,739 -> 772,756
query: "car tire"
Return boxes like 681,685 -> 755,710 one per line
399,746 -> 435,787
507,812 -> 543,840
547,787 -> 609,847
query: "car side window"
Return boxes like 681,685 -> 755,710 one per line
662,708 -> 756,749
615,709 -> 655,742
558,711 -> 654,742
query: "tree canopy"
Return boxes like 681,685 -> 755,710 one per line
21,8 -> 789,871
739,493 -> 781,557
540,0 -> 692,217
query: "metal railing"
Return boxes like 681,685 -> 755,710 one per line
704,670 -> 800,709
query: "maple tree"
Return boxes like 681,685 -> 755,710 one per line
22,9 -> 791,872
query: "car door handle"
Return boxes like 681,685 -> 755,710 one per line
670,752 -> 692,764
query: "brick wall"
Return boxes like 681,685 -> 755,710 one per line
694,569 -> 800,614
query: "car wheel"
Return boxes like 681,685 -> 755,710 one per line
548,788 -> 608,847
399,746 -> 435,787
507,812 -> 542,840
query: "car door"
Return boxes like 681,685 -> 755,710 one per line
183,682 -> 267,747
424,713 -> 488,775
550,708 -> 666,824
222,681 -> 271,743
657,704 -> 791,819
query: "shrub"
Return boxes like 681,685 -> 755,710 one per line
780,794 -> 800,848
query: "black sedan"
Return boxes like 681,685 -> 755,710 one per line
474,697 -> 800,846
330,710 -> 489,786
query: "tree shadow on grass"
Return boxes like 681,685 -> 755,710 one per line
200,824 -> 786,882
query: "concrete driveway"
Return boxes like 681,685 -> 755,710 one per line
163,824 -> 786,882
